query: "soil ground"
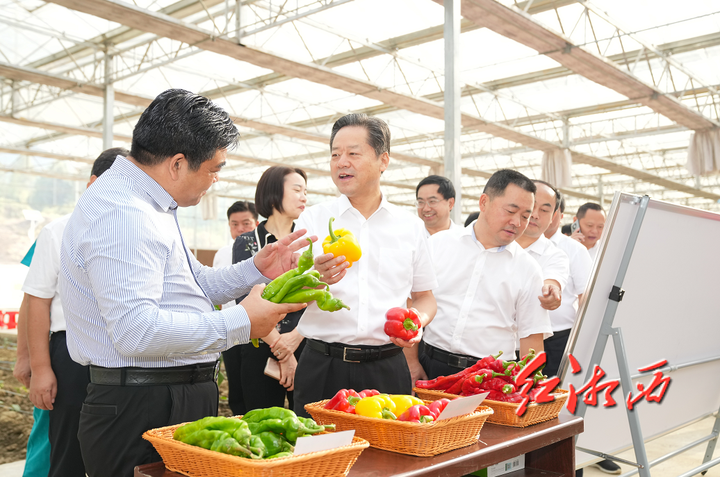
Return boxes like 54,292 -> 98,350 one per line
0,335 -> 232,465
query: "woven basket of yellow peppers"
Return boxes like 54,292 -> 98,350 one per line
305,389 -> 494,457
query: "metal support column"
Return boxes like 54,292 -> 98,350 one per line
444,0 -> 462,224
236,0 -> 242,43
103,52 -> 114,150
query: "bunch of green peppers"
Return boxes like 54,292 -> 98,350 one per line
173,408 -> 335,460
260,238 -> 350,313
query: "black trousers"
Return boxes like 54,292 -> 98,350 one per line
222,345 -> 246,415
293,343 -> 412,418
238,340 -> 305,413
48,331 -> 89,477
417,342 -> 472,380
543,328 -> 572,378
78,378 -> 218,477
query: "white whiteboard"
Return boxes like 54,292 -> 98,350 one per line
560,192 -> 720,469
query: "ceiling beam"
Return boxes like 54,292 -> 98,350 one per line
447,0 -> 717,130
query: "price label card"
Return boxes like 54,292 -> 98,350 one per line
437,392 -> 488,421
294,430 -> 355,455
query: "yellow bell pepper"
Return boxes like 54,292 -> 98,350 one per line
323,217 -> 362,268
353,394 -> 397,419
389,395 -> 423,417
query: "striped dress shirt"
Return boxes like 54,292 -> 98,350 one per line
59,156 -> 265,368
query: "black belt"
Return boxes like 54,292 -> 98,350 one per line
89,362 -> 218,386
424,343 -> 479,369
306,339 -> 403,363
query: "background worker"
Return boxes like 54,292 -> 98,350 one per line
415,175 -> 463,237
228,166 -> 308,414
571,202 -> 607,261
23,148 -> 125,477
293,113 -> 437,416
515,180 -> 569,312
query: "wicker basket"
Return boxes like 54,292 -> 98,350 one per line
142,423 -> 369,477
413,388 -> 569,428
304,399 -> 493,457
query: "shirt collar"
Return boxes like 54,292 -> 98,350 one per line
113,156 -> 177,211
337,193 -> 396,218
465,221 -> 513,255
525,234 -> 551,255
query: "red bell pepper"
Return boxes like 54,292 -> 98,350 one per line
384,307 -> 421,341
357,389 -> 380,399
398,404 -> 435,423
427,399 -> 451,420
324,389 -> 360,413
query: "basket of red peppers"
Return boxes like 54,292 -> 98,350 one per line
304,389 -> 493,457
413,350 -> 568,428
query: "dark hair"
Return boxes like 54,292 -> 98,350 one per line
91,147 -> 128,178
557,190 -> 566,214
416,175 -> 456,200
255,166 -> 307,218
532,180 -> 560,212
130,89 -> 238,171
561,224 -> 572,236
330,113 -> 391,158
576,202 -> 605,220
464,211 -> 479,227
227,201 -> 258,220
483,169 -> 536,198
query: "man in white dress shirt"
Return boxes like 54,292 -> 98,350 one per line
571,202 -> 606,262
515,180 -> 569,312
418,169 -> 552,380
293,113 -> 438,416
543,191 -> 592,377
415,175 -> 464,237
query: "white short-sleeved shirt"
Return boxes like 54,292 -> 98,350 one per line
549,230 -> 593,331
524,235 -> 570,292
22,214 -> 71,332
296,194 -> 438,346
212,242 -> 237,309
587,243 -> 599,262
422,220 -> 464,239
423,223 -> 552,359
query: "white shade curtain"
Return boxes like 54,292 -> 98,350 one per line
201,194 -> 217,221
541,149 -> 573,188
686,129 -> 720,176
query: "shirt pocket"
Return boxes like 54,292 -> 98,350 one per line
377,248 -> 413,291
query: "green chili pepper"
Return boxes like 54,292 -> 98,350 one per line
209,435 -> 253,457
256,431 -> 290,456
231,420 -> 252,446
173,416 -> 227,442
296,238 -> 314,274
247,435 -> 266,459
280,416 -> 307,444
297,417 -> 336,435
242,406 -> 297,423
270,271 -> 327,303
179,429 -> 230,449
281,289 -> 349,312
247,418 -> 286,435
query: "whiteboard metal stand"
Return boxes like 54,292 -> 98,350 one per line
570,194 -> 720,477
572,194 -> 651,477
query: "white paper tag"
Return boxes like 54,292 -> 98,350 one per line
437,392 -> 488,421
293,430 -> 355,455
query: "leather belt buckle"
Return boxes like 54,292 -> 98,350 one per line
448,354 -> 468,369
343,347 -> 362,363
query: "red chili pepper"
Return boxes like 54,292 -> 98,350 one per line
324,389 -> 360,413
461,371 -> 516,396
398,404 -> 435,423
427,399 -> 451,420
384,308 -> 421,341
415,351 -> 503,390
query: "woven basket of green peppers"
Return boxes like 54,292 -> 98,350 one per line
143,407 -> 369,477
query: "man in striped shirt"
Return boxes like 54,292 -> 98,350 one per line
59,89 -> 309,477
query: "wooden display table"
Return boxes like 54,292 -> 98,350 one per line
135,414 -> 583,477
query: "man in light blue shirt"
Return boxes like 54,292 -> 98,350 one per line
59,89 -> 309,476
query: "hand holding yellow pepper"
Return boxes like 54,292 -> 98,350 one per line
323,217 -> 362,268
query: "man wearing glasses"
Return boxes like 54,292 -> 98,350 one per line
415,175 -> 464,237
